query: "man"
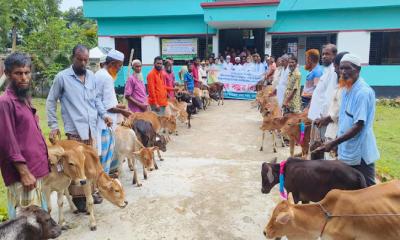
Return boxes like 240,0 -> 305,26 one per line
147,56 -> 168,116
265,57 -> 276,84
192,57 -> 201,88
263,54 -> 270,72
0,52 -> 49,218
315,51 -> 349,160
95,49 -> 129,174
307,45 -> 338,154
301,49 -> 323,109
314,54 -> 380,186
47,44 -> 111,210
274,54 -> 290,108
184,63 -> 195,94
251,53 -> 265,75
282,55 -> 301,114
125,59 -> 148,113
222,55 -> 233,70
198,60 -> 207,86
232,57 -> 243,71
271,57 -> 282,89
308,44 -> 338,121
162,59 -> 176,100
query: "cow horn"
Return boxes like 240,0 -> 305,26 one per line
267,165 -> 274,183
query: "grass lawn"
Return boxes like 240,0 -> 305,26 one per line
0,98 -> 398,220
374,104 -> 400,180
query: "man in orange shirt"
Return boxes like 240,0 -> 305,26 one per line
147,56 -> 168,116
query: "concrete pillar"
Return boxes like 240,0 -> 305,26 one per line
98,36 -> 115,49
141,36 -> 160,65
298,36 -> 307,65
212,31 -> 219,56
265,32 -> 272,56
337,31 -> 371,64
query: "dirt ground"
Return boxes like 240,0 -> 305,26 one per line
54,100 -> 291,240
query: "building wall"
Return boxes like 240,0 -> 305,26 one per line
141,36 -> 160,65
337,31 -> 371,65
97,15 -> 215,37
98,36 -> 115,48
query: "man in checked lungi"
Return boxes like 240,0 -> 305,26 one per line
0,52 -> 49,218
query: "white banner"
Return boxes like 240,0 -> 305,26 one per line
161,38 -> 197,55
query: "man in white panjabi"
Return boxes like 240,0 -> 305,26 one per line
308,44 -> 338,152
275,54 -> 290,108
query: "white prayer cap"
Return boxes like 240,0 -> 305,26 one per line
340,53 -> 361,67
132,59 -> 142,66
226,55 -> 231,59
235,57 -> 240,62
107,49 -> 124,62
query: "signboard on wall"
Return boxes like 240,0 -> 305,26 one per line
161,38 -> 198,60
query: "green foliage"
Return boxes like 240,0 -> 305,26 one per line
0,1 -> 98,94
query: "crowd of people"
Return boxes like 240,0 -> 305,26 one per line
259,43 -> 379,187
0,41 -> 380,222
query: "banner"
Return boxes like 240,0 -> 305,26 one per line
209,65 -> 264,100
161,38 -> 197,60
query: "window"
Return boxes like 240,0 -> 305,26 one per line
370,31 -> 400,65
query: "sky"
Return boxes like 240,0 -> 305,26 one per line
60,0 -> 83,11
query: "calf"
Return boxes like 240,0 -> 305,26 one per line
133,119 -> 169,162
114,125 -> 158,187
208,82 -> 224,105
159,115 -> 177,135
57,140 -> 128,231
261,157 -> 367,203
0,205 -> 61,240
264,180 -> 400,240
176,91 -> 200,128
201,89 -> 211,110
126,111 -> 161,133
43,144 -> 87,229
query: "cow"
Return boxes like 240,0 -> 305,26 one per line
57,140 -> 128,231
264,180 -> 400,240
114,125 -> 159,187
260,111 -> 311,157
176,91 -> 201,128
159,115 -> 177,135
43,144 -> 87,229
167,99 -> 188,124
132,119 -> 169,163
0,205 -> 61,240
261,157 -> 367,204
208,82 -> 224,105
201,89 -> 211,110
259,97 -> 285,153
126,111 -> 161,133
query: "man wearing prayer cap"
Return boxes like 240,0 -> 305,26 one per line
95,49 -> 130,176
314,53 -> 380,186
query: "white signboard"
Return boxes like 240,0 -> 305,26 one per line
161,39 -> 197,59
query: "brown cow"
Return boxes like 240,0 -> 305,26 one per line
159,115 -> 177,135
43,145 -> 87,228
57,140 -> 127,231
264,181 -> 400,240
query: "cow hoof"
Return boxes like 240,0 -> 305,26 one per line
273,148 -> 277,153
73,210 -> 79,214
144,175 -> 148,180
132,179 -> 136,185
137,183 -> 142,187
129,167 -> 134,171
160,158 -> 164,161
260,147 -> 263,151
90,226 -> 97,231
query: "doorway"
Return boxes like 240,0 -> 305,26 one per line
219,29 -> 265,57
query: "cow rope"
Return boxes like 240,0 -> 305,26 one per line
318,202 -> 400,237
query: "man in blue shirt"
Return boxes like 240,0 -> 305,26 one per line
184,63 -> 195,94
47,44 -> 112,210
314,54 -> 379,186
